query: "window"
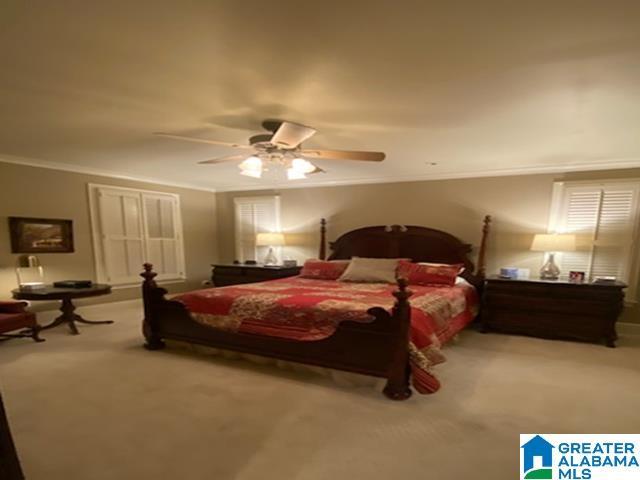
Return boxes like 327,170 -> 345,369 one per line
549,180 -> 640,295
234,196 -> 281,262
88,184 -> 186,286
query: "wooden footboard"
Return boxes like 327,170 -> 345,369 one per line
140,264 -> 414,400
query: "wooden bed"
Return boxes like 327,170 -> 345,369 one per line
141,215 -> 491,400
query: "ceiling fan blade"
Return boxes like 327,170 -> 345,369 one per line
300,149 -> 385,162
270,121 -> 317,148
154,132 -> 254,149
309,165 -> 325,174
198,154 -> 249,165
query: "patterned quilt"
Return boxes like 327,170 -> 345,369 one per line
175,277 -> 478,394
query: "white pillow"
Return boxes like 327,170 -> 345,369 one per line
338,257 -> 402,283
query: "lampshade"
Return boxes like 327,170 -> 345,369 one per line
238,156 -> 263,178
530,234 -> 576,252
256,232 -> 285,247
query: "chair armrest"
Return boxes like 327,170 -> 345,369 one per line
0,301 -> 29,314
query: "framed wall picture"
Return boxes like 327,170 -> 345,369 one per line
9,217 -> 74,253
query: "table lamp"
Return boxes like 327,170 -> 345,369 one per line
256,232 -> 285,266
530,234 -> 576,280
15,255 -> 45,290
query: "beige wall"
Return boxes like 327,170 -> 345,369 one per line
0,162 -> 218,310
217,168 -> 640,324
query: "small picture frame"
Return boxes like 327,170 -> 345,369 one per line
9,217 -> 74,253
569,271 -> 586,283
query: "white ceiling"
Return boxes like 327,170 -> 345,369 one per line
1,1 -> 640,191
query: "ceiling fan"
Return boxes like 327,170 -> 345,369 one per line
154,120 -> 385,180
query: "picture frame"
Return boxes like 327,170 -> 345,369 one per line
9,217 -> 74,253
569,270 -> 586,283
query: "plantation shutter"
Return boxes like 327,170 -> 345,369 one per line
90,185 -> 186,286
555,182 -> 640,285
143,194 -> 184,281
97,188 -> 146,284
234,196 -> 280,262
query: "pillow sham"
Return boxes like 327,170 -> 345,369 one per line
338,257 -> 404,284
397,261 -> 463,287
299,259 -> 350,280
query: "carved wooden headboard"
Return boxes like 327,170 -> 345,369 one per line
318,216 -> 491,288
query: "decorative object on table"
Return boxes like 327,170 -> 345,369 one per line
15,255 -> 45,290
211,263 -> 302,287
12,284 -> 113,335
499,267 -> 519,279
483,276 -> 626,347
9,217 -> 74,253
243,260 -> 257,265
282,259 -> 298,268
530,233 -> 576,280
569,271 -> 586,283
52,280 -> 93,289
593,276 -> 617,284
255,232 -> 285,266
0,301 -> 44,343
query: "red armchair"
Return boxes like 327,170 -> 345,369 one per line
0,301 -> 44,343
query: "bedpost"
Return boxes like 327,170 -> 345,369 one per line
383,278 -> 413,401
319,218 -> 327,260
141,263 -> 165,350
476,215 -> 491,279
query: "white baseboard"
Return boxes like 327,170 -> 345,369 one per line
618,322 -> 640,336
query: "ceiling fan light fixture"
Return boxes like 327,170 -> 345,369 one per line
238,156 -> 263,178
290,158 -> 316,174
286,168 -> 307,180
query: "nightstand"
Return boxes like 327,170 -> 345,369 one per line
482,276 -> 626,347
211,264 -> 302,287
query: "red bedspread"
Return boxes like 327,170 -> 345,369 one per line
175,277 -> 478,394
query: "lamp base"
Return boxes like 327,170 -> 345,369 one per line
263,247 -> 278,266
540,253 -> 561,280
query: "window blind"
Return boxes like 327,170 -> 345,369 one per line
553,182 -> 640,290
234,196 -> 280,262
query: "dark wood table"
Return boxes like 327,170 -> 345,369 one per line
12,284 -> 113,335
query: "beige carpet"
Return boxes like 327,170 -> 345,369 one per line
0,299 -> 639,480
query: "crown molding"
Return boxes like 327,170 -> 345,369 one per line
3,153 -> 640,194
0,155 -> 217,193
213,158 -> 640,192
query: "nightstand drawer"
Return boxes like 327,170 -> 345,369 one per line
485,293 -> 613,316
213,267 -> 245,277
485,282 -> 618,301
486,310 -> 607,342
